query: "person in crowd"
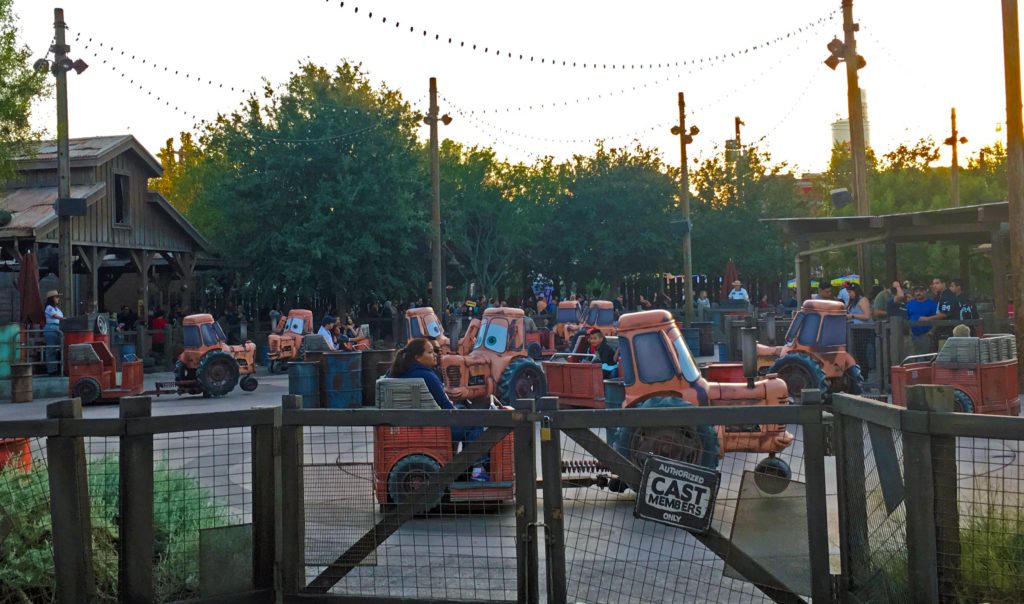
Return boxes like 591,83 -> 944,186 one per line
269,305 -> 282,333
784,290 -> 799,309
846,283 -> 874,379
931,277 -> 959,342
638,294 -> 653,311
318,315 -> 338,351
906,285 -> 938,355
949,278 -> 978,331
695,289 -> 712,320
389,338 -> 489,481
728,280 -> 749,302
585,328 -> 618,379
342,315 -> 358,339
757,294 -> 770,309
837,281 -> 851,305
43,290 -> 64,375
872,281 -> 905,319
151,309 -> 167,355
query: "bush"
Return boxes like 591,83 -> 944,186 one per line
0,454 -> 229,602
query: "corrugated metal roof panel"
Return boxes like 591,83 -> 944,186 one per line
0,183 -> 106,231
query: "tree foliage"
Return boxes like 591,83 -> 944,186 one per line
0,0 -> 48,183
150,132 -> 205,215
181,62 -> 428,304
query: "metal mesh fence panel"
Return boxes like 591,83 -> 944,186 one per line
85,436 -> 121,601
302,424 -> 518,601
946,435 -> 1023,602
0,437 -> 54,604
848,324 -> 884,393
152,427 -> 253,602
854,421 -> 909,602
557,418 -> 816,603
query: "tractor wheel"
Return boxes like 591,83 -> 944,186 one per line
197,350 -> 240,397
387,454 -> 443,509
72,377 -> 102,405
753,455 -> 792,495
844,365 -> 865,395
769,353 -> 827,400
610,396 -> 721,470
526,342 -> 543,360
174,360 -> 189,381
240,375 -> 259,392
953,389 -> 975,414
498,358 -> 547,404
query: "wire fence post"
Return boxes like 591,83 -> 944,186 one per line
539,414 -> 567,604
513,402 -> 539,604
902,386 -> 942,602
833,397 -> 869,594
46,398 -> 95,603
800,390 -> 833,601
905,385 -> 960,601
252,406 -> 281,592
119,395 -> 154,601
279,394 -> 305,593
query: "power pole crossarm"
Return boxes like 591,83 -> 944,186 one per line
944,107 -> 968,207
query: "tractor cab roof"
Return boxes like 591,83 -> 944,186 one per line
617,310 -> 673,334
183,313 -> 215,326
800,299 -> 846,314
406,307 -> 439,318
556,301 -> 578,310
482,306 -> 524,320
589,300 -> 614,310
287,309 -> 313,321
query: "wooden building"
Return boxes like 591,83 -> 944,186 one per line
0,135 -> 215,321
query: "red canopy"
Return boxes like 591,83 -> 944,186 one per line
720,259 -> 739,301
17,253 -> 44,326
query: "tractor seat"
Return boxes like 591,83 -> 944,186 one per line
67,343 -> 102,365
302,334 -> 332,352
375,377 -> 440,410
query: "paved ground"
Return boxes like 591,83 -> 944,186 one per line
2,368 -> 1020,602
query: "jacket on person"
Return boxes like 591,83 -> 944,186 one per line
394,362 -> 455,409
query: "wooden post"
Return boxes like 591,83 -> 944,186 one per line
251,407 -> 281,591
834,408 -> 869,592
905,385 -> 960,602
46,398 -> 95,602
796,241 -> 811,303
1001,0 -> 1024,390
990,229 -> 1009,319
513,407 -> 539,604
885,239 -> 897,286
119,396 -> 154,601
279,395 -> 305,593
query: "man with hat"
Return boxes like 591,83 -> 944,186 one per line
318,315 -> 338,351
44,290 -> 65,374
728,280 -> 749,302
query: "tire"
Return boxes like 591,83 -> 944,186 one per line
845,365 -> 864,395
498,358 -> 547,404
953,389 -> 974,414
769,353 -> 827,399
609,396 -> 721,470
240,375 -> 259,392
754,456 -> 792,494
387,454 -> 443,509
526,341 -> 543,361
174,359 -> 189,381
72,377 -> 102,405
197,350 -> 240,397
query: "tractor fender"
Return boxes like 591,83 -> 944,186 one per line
756,343 -> 783,359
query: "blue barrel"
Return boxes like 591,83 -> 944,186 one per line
288,362 -> 320,408
324,352 -> 362,409
121,343 -> 137,361
258,344 -> 269,367
681,328 -> 700,355
717,342 -> 729,363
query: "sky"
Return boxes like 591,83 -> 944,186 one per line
10,0 -> 1021,174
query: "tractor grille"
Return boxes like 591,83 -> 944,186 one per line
445,366 -> 462,388
268,338 -> 279,353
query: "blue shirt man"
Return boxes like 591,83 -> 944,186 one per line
905,289 -> 937,337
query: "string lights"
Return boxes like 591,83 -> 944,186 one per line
322,0 -> 837,73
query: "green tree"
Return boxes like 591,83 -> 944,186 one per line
150,132 -> 205,214
0,0 -> 48,183
184,62 -> 428,306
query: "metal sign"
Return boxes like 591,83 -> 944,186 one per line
634,454 -> 720,533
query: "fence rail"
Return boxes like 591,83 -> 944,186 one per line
0,388 -> 1021,603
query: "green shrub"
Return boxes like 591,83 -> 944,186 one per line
0,454 -> 230,603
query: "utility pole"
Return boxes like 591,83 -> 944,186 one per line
54,8 -> 73,313
826,0 -> 871,288
944,107 -> 968,207
424,78 -> 451,315
1000,0 -> 1024,387
671,93 -> 699,327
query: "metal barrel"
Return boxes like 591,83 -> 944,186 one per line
681,327 -> 701,355
693,321 -> 715,357
120,343 -> 137,361
10,364 -> 32,403
360,349 -> 395,405
323,351 -> 362,409
288,361 -> 320,408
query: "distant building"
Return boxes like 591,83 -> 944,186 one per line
830,90 -> 871,148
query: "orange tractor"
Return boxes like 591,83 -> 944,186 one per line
756,299 -> 864,398
553,300 -> 617,351
161,314 -> 259,397
405,307 -> 451,352
266,309 -> 314,372
545,309 -> 794,480
441,307 -> 547,405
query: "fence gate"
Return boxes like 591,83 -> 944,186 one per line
537,404 -> 832,604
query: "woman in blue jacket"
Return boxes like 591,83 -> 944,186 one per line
389,338 -> 489,481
